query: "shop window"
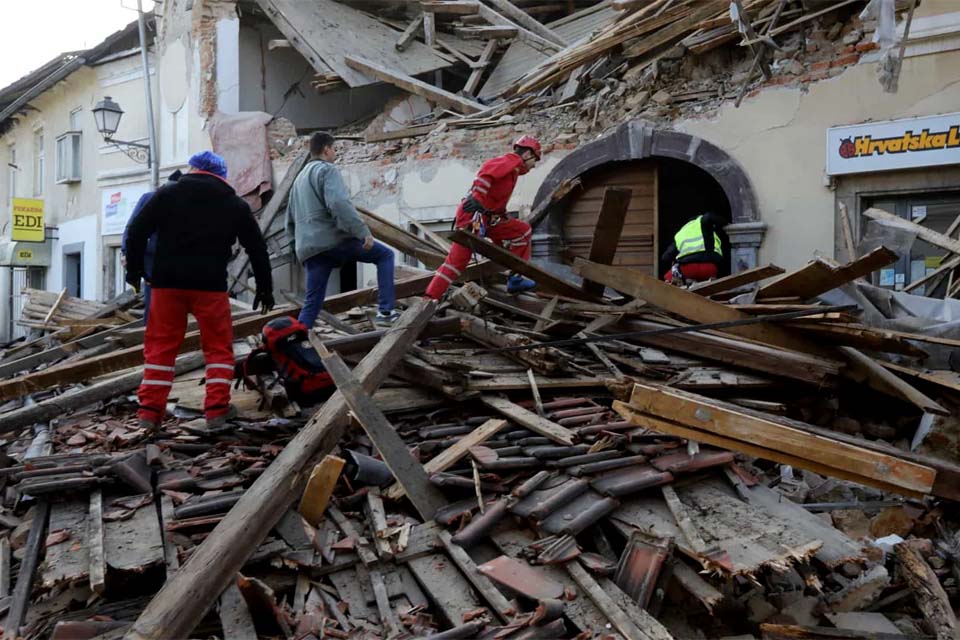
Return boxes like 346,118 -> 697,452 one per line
861,193 -> 960,296
56,131 -> 82,183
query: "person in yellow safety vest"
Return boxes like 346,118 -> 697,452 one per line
661,211 -> 727,284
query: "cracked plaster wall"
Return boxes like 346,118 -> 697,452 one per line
676,49 -> 960,271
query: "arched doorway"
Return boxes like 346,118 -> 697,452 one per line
533,122 -> 764,276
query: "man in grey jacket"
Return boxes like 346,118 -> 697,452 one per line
286,132 -> 398,328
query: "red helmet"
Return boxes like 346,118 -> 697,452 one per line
514,135 -> 542,160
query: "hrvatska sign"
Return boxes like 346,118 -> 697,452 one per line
826,112 -> 960,176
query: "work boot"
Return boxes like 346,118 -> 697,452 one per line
139,418 -> 160,434
375,309 -> 401,324
506,274 -> 537,294
206,404 -> 239,429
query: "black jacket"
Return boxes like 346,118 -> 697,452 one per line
125,172 -> 272,293
661,212 -> 728,270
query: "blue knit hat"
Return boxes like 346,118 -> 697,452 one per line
188,150 -> 228,179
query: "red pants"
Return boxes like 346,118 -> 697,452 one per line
664,262 -> 718,283
425,211 -> 532,299
138,288 -> 235,423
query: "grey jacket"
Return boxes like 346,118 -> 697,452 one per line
285,159 -> 370,263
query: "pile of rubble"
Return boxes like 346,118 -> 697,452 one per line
0,197 -> 959,639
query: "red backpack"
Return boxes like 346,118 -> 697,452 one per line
240,316 -> 334,404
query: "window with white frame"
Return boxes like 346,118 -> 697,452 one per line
56,131 -> 81,183
69,107 -> 82,131
33,130 -> 44,196
7,145 -> 16,205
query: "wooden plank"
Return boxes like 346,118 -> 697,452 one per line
438,531 -> 512,621
484,0 -> 567,46
464,38 -> 499,96
760,624 -> 934,639
345,55 -> 483,114
88,490 -> 106,595
105,501 -> 165,573
624,383 -> 936,495
839,202 -> 857,262
452,230 -> 600,301
475,2 -> 562,52
358,206 -> 447,268
480,395 -> 576,445
395,14 -> 423,52
298,455 -> 346,526
406,552 -> 487,625
128,299 -> 438,640
457,26 -> 518,39
41,499 -> 89,588
757,247 -> 897,300
370,567 -> 402,637
229,150 -> 309,294
41,288 -> 68,326
613,403 -> 927,500
689,264 -> 786,296
5,501 -> 49,637
566,559 -> 664,640
365,488 -> 394,560
572,258 -> 825,356
863,207 -> 960,256
316,343 -> 447,521
895,542 -> 956,640
0,537 -> 9,598
254,0 -> 452,88
160,495 -> 180,576
218,581 -> 258,640
583,187 -> 632,297
384,417 -> 508,500
421,0 -> 478,14
840,346 -> 948,416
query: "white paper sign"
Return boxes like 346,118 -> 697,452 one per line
826,112 -> 960,175
101,184 -> 150,236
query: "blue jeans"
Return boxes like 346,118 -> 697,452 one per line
298,238 -> 395,329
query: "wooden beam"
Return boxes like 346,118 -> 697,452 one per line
315,343 -> 448,521
88,490 -> 106,595
5,501 -> 49,637
613,403 -> 927,500
384,418 -> 507,500
482,0 -> 567,46
689,264 -> 786,296
41,288 -> 68,327
618,383 -> 938,495
840,346 -> 948,416
457,25 -> 518,39
572,258 -> 824,356
759,623 -> 935,639
421,0 -> 479,14
358,206 -> 446,268
480,395 -> 576,445
452,230 -> 601,301
396,14 -> 424,52
583,187 -> 632,297
127,299 -> 438,640
862,208 -> 960,256
464,38 -> 499,96
344,55 -> 483,114
895,542 -> 957,640
438,531 -> 513,621
475,2 -> 561,52
566,560 -> 663,640
0,352 -> 207,435
757,247 -> 897,300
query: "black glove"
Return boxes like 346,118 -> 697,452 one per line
253,290 -> 275,313
125,271 -> 143,294
462,195 -> 488,215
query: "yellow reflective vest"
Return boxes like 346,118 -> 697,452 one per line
675,216 -> 723,259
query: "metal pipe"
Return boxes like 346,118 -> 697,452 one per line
137,0 -> 159,189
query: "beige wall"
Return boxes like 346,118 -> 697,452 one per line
676,48 -> 960,271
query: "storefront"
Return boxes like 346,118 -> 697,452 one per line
830,111 -> 960,297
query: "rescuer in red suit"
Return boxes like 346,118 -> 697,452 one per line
424,136 -> 542,300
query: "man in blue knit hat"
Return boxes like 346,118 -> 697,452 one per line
126,151 -> 274,430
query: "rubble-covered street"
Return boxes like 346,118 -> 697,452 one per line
1,0 -> 960,639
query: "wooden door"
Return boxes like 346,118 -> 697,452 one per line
561,160 -> 658,273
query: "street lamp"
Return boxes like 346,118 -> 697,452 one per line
93,96 -> 151,164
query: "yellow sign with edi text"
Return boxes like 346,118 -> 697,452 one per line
12,198 -> 44,242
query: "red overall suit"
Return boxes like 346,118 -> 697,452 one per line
125,170 -> 272,425
425,152 -> 533,300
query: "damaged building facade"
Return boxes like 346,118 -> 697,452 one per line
150,0 -> 960,302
